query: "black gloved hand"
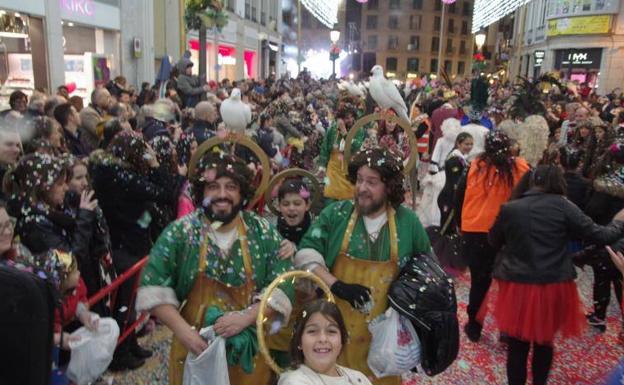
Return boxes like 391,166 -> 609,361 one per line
330,280 -> 372,309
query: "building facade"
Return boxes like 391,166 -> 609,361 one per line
0,0 -> 155,106
358,0 -> 474,79
182,0 -> 282,82
510,0 -> 624,95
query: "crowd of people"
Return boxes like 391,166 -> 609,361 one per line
1,53 -> 624,385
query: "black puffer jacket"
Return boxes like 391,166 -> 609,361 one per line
89,152 -> 177,257
489,191 -> 624,283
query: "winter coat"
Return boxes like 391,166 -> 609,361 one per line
89,152 -> 178,257
79,105 -> 103,150
489,191 -> 624,283
176,58 -> 205,108
189,119 -> 217,145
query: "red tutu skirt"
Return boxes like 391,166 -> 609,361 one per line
478,279 -> 585,345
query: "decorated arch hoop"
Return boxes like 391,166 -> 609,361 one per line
188,132 -> 271,207
264,168 -> 323,216
257,270 -> 335,374
343,111 -> 419,174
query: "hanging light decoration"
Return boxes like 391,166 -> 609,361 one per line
300,0 -> 338,29
356,0 -> 368,3
441,0 -> 457,4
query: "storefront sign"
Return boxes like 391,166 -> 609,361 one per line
218,54 -> 236,66
555,48 -> 602,69
547,15 -> 611,36
60,0 -> 96,17
534,50 -> 545,67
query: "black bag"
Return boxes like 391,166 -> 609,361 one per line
388,253 -> 459,376
0,264 -> 56,385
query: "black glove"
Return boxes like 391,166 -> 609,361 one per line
330,280 -> 372,309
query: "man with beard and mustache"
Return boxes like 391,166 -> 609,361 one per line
136,151 -> 295,385
295,148 -> 431,385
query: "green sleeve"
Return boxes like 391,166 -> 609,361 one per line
318,123 -> 336,168
247,214 -> 294,300
141,220 -> 183,291
298,200 -> 352,269
396,206 -> 432,267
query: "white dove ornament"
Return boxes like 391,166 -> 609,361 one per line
369,65 -> 410,123
219,88 -> 252,133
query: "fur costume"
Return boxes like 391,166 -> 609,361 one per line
498,115 -> 550,166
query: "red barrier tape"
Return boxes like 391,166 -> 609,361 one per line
85,256 -> 149,345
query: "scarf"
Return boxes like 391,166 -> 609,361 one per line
277,212 -> 311,245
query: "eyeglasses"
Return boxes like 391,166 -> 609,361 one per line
0,217 -> 16,234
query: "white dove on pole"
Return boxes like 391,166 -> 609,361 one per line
369,65 -> 409,123
219,88 -> 251,133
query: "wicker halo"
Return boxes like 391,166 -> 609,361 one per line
264,168 -> 323,216
188,132 -> 271,207
343,111 -> 419,174
256,270 -> 335,374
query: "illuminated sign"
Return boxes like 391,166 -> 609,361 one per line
472,0 -> 531,33
218,54 -> 236,66
60,0 -> 96,17
534,50 -> 545,67
547,15 -> 611,36
555,48 -> 602,68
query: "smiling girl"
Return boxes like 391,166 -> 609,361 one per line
279,300 -> 372,385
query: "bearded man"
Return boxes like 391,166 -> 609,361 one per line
136,151 -> 294,385
296,148 -> 431,385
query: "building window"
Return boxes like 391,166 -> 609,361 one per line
460,40 -> 467,54
366,15 -> 378,29
431,36 -> 439,52
388,35 -> 399,50
245,0 -> 251,19
446,38 -> 453,53
461,20 -> 468,35
409,35 -> 420,50
410,15 -> 422,30
458,61 -> 466,74
227,0 -> 236,12
407,57 -> 419,72
448,18 -> 455,33
463,1 -> 472,16
412,0 -> 423,10
389,0 -> 400,10
368,0 -> 379,10
434,16 -> 441,31
367,35 -> 378,50
386,57 -> 398,71
251,2 -> 257,21
444,60 -> 452,73
448,2 -> 456,13
431,58 -> 438,72
435,1 -> 441,11
388,15 -> 399,29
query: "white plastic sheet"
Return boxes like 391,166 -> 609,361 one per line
183,326 -> 230,385
367,308 -> 421,378
67,317 -> 120,385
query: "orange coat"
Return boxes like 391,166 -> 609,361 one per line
461,157 -> 530,233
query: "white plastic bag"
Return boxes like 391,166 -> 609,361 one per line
66,317 -> 120,385
183,326 -> 230,385
367,308 -> 421,378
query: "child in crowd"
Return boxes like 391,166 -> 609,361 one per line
277,179 -> 313,245
278,300 -> 372,385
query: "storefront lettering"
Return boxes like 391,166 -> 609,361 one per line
60,0 -> 96,17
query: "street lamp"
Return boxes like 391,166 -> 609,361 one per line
475,29 -> 486,52
330,25 -> 340,78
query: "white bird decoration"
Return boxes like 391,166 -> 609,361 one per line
339,79 -> 365,98
369,65 -> 409,123
219,88 -> 252,133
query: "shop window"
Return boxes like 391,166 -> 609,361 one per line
386,57 -> 398,71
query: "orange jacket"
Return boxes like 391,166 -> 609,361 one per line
461,157 -> 530,233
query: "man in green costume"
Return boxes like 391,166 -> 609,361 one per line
136,151 -> 294,385
296,147 -> 430,385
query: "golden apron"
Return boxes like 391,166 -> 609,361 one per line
333,207 -> 401,385
324,149 -> 355,201
169,219 -> 272,385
